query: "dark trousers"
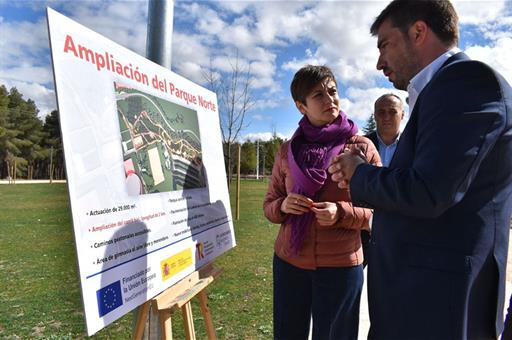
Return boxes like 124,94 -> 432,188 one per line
273,254 -> 363,340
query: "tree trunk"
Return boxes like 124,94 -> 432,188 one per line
6,161 -> 11,180
226,143 -> 232,189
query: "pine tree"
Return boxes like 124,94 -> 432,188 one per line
10,89 -> 46,178
0,86 -> 24,178
362,114 -> 376,135
19,99 -> 46,179
0,85 -> 11,178
0,86 -> 46,179
43,110 -> 64,179
240,141 -> 256,174
263,134 -> 283,175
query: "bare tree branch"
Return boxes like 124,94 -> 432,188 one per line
201,49 -> 254,186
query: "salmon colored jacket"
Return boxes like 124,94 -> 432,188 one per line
263,135 -> 381,269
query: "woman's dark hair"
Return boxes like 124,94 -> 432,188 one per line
370,0 -> 459,47
290,65 -> 337,104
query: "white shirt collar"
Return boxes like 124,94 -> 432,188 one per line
407,47 -> 461,113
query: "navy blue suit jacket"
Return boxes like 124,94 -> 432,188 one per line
351,53 -> 512,339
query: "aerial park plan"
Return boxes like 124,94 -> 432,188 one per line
115,82 -> 206,195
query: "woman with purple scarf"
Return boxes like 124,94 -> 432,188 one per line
264,65 -> 381,340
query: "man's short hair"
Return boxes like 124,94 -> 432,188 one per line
374,93 -> 404,110
290,65 -> 337,104
370,0 -> 459,47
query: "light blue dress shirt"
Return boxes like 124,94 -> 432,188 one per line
376,132 -> 400,167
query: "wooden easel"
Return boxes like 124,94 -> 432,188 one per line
133,264 -> 223,340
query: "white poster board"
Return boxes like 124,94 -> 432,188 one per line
47,8 -> 235,336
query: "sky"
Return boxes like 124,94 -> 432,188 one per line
1,0 -> 511,141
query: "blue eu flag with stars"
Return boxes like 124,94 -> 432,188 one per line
96,280 -> 123,317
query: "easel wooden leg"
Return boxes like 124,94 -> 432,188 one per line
198,290 -> 216,340
159,310 -> 173,340
132,301 -> 150,340
181,301 -> 196,340
140,266 -> 223,340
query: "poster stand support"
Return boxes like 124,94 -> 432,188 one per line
133,264 -> 223,340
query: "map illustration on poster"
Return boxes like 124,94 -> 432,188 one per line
115,82 -> 206,195
47,8 -> 235,336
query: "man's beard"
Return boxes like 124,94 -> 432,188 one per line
393,40 -> 420,90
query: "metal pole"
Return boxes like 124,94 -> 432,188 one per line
146,0 -> 174,69
133,1 -> 175,338
256,140 -> 259,180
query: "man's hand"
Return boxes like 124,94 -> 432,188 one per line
328,149 -> 366,189
311,202 -> 340,226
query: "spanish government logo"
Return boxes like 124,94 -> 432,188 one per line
96,280 -> 123,317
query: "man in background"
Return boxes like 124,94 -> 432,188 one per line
362,94 -> 405,267
365,93 -> 405,167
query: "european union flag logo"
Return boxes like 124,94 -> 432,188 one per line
96,280 -> 123,317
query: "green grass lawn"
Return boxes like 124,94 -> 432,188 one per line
0,180 -> 278,339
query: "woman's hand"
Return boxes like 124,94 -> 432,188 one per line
311,202 -> 340,226
280,193 -> 313,215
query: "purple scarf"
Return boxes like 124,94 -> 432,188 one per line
287,112 -> 358,255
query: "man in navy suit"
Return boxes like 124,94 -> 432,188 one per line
328,0 -> 512,339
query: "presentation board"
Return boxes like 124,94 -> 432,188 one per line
47,8 -> 235,335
